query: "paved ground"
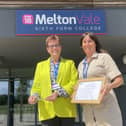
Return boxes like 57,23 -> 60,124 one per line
0,113 -> 40,126
0,113 -> 84,126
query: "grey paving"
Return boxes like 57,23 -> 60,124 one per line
0,113 -> 40,126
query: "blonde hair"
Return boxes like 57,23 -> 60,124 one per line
45,35 -> 60,46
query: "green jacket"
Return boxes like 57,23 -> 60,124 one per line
31,57 -> 78,121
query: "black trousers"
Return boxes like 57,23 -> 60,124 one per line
41,116 -> 75,126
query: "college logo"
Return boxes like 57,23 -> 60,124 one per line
22,15 -> 34,24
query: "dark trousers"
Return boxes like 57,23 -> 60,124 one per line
41,116 -> 75,126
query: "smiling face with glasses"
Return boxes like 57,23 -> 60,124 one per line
46,35 -> 62,63
47,44 -> 61,49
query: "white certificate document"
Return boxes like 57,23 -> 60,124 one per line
71,77 -> 105,104
75,81 -> 102,100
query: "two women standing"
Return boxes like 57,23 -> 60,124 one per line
29,32 -> 123,126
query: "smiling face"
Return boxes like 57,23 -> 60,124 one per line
81,35 -> 96,57
46,39 -> 62,60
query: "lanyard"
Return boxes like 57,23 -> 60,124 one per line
53,63 -> 59,80
50,59 -> 60,90
83,58 -> 89,78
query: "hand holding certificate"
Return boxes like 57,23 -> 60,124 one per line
71,77 -> 106,104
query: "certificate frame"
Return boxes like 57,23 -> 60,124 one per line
71,77 -> 106,104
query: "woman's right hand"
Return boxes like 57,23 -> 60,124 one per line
28,96 -> 38,104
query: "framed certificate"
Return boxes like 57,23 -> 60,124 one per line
71,77 -> 106,104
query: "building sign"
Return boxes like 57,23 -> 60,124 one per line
16,10 -> 106,36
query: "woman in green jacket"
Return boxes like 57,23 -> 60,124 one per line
28,35 -> 78,126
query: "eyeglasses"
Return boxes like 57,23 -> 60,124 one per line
47,44 -> 61,48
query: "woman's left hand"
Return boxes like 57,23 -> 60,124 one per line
100,83 -> 112,97
45,92 -> 59,101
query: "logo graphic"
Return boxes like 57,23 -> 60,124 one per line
22,15 -> 34,24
